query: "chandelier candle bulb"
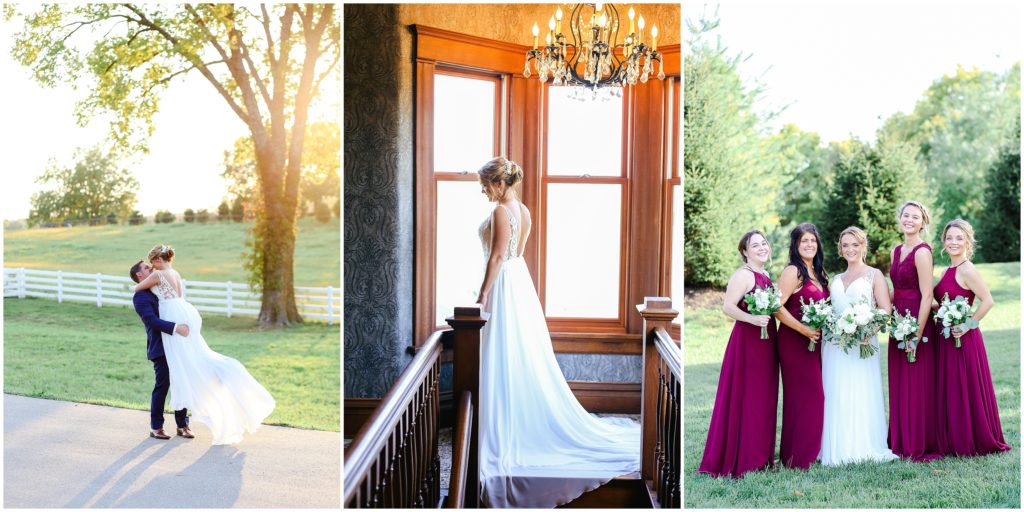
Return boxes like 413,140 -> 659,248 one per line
651,25 -> 658,51
556,7 -> 563,34
628,6 -> 635,34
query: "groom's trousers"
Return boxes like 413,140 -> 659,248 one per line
151,356 -> 189,430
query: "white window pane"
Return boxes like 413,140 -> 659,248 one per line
545,183 -> 621,317
547,86 -> 622,177
436,181 -> 495,324
672,184 -> 682,319
434,75 -> 495,174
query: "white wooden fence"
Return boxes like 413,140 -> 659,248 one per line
2,267 -> 339,324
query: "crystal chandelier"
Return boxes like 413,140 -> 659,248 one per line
524,3 -> 665,89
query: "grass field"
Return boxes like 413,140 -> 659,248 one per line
4,298 -> 340,432
684,262 -> 1020,508
3,218 -> 340,286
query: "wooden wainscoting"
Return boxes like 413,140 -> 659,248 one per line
343,398 -> 381,438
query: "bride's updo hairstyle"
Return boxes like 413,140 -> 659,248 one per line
941,218 -> 977,261
148,244 -> 175,263
737,229 -> 768,263
478,156 -> 524,198
837,226 -> 869,261
897,200 -> 932,237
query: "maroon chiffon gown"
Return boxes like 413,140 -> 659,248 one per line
776,278 -> 826,469
934,266 -> 1011,457
698,271 -> 780,478
888,242 -> 942,461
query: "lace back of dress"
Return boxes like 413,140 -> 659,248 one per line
479,205 -> 521,262
154,270 -> 182,300
502,205 -> 520,260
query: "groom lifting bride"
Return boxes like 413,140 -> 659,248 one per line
130,260 -> 195,440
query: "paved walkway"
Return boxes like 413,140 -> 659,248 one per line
4,394 -> 340,508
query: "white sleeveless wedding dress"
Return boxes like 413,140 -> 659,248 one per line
477,203 -> 640,508
152,269 -> 276,445
820,269 -> 897,466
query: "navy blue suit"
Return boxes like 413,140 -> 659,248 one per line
132,290 -> 188,430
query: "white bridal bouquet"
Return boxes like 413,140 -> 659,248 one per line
935,293 -> 979,348
889,309 -> 928,363
824,297 -> 890,359
799,297 -> 832,352
744,286 -> 782,339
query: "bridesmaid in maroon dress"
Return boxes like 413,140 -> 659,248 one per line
934,219 -> 1011,456
773,223 -> 827,470
887,200 -> 942,461
699,230 -> 780,478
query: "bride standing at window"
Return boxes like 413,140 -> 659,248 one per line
474,156 -> 640,508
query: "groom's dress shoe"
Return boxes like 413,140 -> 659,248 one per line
150,429 -> 171,440
177,427 -> 195,439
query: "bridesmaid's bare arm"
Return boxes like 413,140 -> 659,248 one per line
888,247 -> 898,303
913,248 -> 935,340
955,262 -> 994,335
723,269 -> 767,328
773,265 -> 819,340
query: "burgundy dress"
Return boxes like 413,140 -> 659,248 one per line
888,243 -> 942,461
776,277 -> 826,469
934,266 -> 1011,456
698,271 -> 780,478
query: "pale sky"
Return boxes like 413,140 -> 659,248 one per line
688,0 -> 1022,143
0,13 -> 338,221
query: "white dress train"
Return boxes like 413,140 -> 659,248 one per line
477,204 -> 640,508
153,269 -> 276,445
819,269 -> 898,466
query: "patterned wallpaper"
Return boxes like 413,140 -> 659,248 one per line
343,4 -> 415,399
398,3 -> 680,47
344,3 -> 653,399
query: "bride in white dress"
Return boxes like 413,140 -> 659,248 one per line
133,244 -> 276,445
474,157 -> 640,508
820,227 -> 898,466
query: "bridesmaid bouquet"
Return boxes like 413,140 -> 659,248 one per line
889,310 -> 928,363
799,297 -> 832,352
935,293 -> 979,348
745,286 -> 782,340
824,298 -> 890,358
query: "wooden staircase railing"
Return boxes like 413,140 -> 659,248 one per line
343,306 -> 488,509
446,391 -> 473,508
638,297 -> 681,509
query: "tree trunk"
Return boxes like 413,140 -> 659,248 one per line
254,150 -> 303,327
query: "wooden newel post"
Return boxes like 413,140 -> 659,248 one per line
446,305 -> 489,508
637,296 -> 679,480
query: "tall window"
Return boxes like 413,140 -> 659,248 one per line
432,70 -> 502,325
542,86 -> 626,321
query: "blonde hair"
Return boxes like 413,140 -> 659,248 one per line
147,243 -> 175,262
897,200 -> 932,236
477,156 -> 524,198
941,218 -> 977,261
837,226 -> 869,261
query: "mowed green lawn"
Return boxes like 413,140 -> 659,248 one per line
685,262 -> 1020,508
4,298 -> 340,432
4,218 -> 340,286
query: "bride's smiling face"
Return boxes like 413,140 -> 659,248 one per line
743,234 -> 771,265
840,234 -> 864,263
480,181 -> 505,202
899,205 -> 924,236
150,257 -> 167,270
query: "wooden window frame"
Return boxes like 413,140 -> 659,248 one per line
413,24 -> 681,350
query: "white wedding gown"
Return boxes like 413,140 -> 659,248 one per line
820,269 -> 897,466
152,269 -> 276,444
477,204 -> 640,508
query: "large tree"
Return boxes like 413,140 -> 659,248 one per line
8,4 -> 340,326
29,147 -> 139,226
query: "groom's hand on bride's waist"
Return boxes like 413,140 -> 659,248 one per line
174,324 -> 190,336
